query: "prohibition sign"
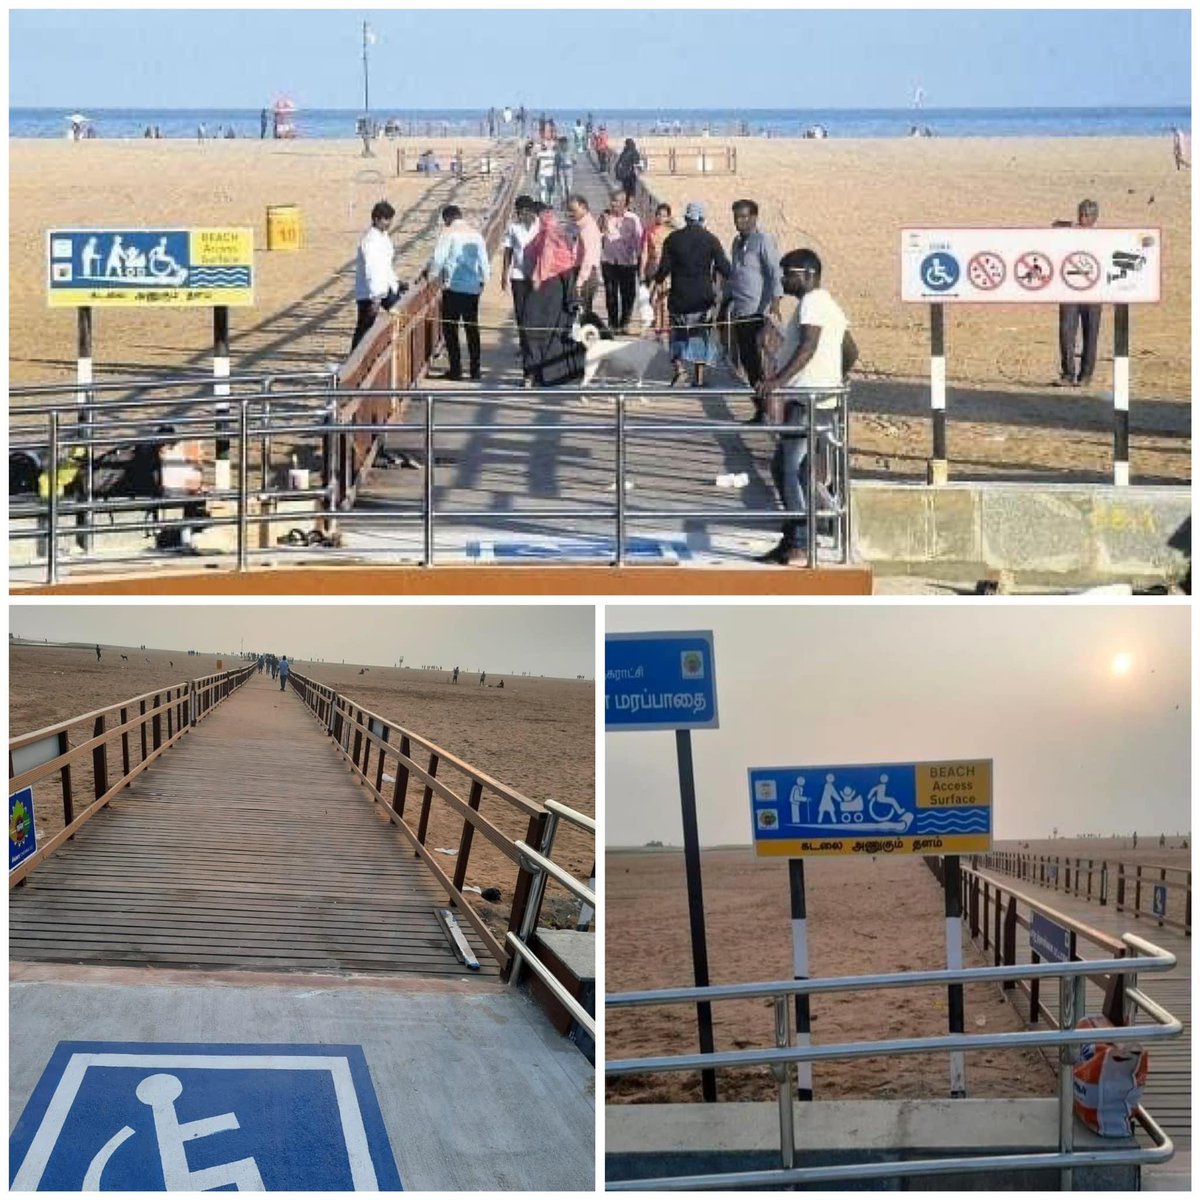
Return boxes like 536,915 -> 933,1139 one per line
967,251 -> 1006,291
1061,250 -> 1101,292
1014,251 -> 1053,291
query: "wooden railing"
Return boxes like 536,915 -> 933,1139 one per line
978,849 -> 1191,937
334,150 -> 525,496
929,859 -> 1134,1029
287,668 -> 590,981
8,663 -> 256,886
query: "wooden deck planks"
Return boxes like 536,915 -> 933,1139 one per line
10,675 -> 499,978
976,868 -> 1190,1147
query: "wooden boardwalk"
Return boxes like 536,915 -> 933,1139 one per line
976,867 -> 1190,1149
10,674 -> 498,978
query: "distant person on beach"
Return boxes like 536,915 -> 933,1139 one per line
453,666 -> 460,683
260,108 -> 268,139
351,200 -> 406,351
420,205 -> 490,381
613,138 -> 642,202
755,248 -> 857,565
501,195 -> 540,382
479,671 -> 486,686
1055,199 -> 1101,388
196,123 -> 207,144
726,199 -> 783,419
278,655 -> 290,691
520,204 -> 585,386
653,201 -> 732,387
568,194 -> 603,316
95,644 -> 102,662
599,190 -> 644,333
1172,126 -> 1190,170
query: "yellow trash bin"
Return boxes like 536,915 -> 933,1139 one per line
266,204 -> 302,251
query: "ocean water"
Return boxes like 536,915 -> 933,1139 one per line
10,105 -> 1191,142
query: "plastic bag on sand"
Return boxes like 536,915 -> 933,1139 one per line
1072,1015 -> 1148,1137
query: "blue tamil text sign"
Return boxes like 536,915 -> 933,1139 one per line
10,787 -> 37,873
10,1042 -> 401,1191
605,631 -> 718,732
1030,911 -> 1072,963
748,759 -> 992,857
47,229 -> 254,307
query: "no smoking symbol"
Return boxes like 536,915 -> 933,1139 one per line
1062,251 -> 1100,292
1015,251 -> 1053,291
967,251 -> 1006,291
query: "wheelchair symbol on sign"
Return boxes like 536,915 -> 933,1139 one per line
920,252 -> 960,292
84,1073 -> 263,1190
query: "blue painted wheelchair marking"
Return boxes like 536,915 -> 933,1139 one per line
10,1042 -> 402,1191
468,537 -> 691,561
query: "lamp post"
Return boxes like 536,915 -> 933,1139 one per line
361,20 -> 375,157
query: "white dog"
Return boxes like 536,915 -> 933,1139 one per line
572,311 -> 671,389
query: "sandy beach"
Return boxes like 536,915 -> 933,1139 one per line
9,642 -> 595,938
606,848 -> 1056,1104
634,136 -> 1190,482
9,138 -> 500,388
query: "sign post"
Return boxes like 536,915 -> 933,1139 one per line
749,757 -> 992,1100
77,306 -> 94,552
902,227 -> 1161,485
606,630 -> 719,1101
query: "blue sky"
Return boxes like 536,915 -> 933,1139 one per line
9,8 -> 1191,110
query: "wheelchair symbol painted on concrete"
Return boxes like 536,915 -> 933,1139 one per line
10,1043 -> 402,1192
84,1073 -> 264,1191
920,252 -> 960,292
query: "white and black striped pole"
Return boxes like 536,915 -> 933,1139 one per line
788,858 -> 813,1101
944,854 -> 966,1098
214,305 -> 231,492
928,303 -> 948,485
1113,304 -> 1130,486
76,306 -> 94,551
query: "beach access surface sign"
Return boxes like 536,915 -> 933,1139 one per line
605,631 -> 718,732
47,229 -> 255,307
748,758 -> 992,857
901,228 -> 1160,305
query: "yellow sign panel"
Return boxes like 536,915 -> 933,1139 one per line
916,759 -> 992,808
755,833 -> 991,858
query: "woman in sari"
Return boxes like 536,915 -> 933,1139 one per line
520,206 -> 585,387
642,202 -> 676,341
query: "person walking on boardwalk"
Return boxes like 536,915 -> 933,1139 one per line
599,190 -> 644,333
520,205 -> 585,386
351,201 -> 407,351
278,655 -> 290,691
652,202 -> 732,387
613,138 -> 642,202
1055,198 -> 1101,388
554,136 -> 576,208
419,205 -> 490,381
754,248 -> 858,565
501,195 -> 540,382
726,199 -> 783,420
567,194 -> 602,317
641,202 -> 677,340
533,139 -> 558,207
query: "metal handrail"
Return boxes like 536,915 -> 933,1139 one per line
505,932 -> 596,1039
12,383 -> 849,583
606,932 -> 1180,1191
545,798 -> 596,834
514,840 -> 596,909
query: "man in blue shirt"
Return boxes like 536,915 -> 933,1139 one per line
419,205 -> 491,381
278,655 -> 290,692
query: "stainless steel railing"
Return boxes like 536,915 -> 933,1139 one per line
606,932 -> 1180,1190
10,377 -> 849,583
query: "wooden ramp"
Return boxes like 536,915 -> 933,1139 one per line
976,867 -> 1190,1149
10,674 -> 498,978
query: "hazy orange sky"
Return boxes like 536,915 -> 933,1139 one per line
607,605 -> 1189,843
11,605 -> 594,678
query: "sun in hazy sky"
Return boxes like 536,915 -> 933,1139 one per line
1111,651 -> 1134,676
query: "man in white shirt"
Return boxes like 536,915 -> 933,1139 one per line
754,248 -> 858,564
533,140 -> 558,206
501,195 -> 539,382
351,201 -> 406,350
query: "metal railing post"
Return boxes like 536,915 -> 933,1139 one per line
237,399 -> 249,571
615,393 -> 626,565
423,395 -> 435,566
772,995 -> 795,1173
1058,965 -> 1085,1192
47,411 -> 61,585
511,809 -> 559,986
806,392 -> 817,569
